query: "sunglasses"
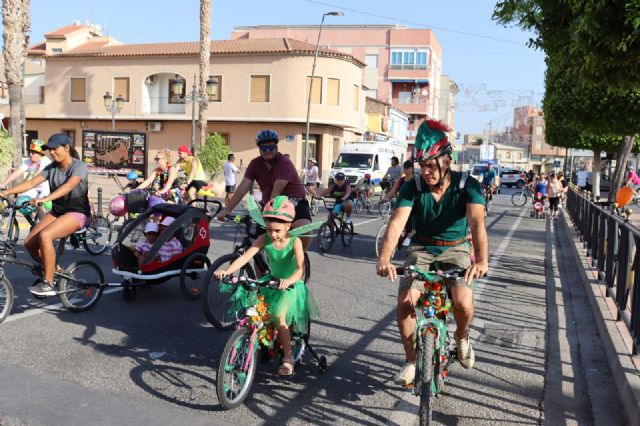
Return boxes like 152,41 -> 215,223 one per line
259,144 -> 277,152
154,157 -> 165,161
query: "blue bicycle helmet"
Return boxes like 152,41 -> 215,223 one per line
16,195 -> 35,215
255,129 -> 279,145
126,170 -> 139,181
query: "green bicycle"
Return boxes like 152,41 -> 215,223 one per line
397,264 -> 466,426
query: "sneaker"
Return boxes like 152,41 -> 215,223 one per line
455,332 -> 475,369
29,280 -> 57,297
344,217 -> 352,225
393,362 -> 416,386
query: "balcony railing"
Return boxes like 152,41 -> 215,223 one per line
145,97 -> 186,114
389,64 -> 428,70
392,95 -> 429,105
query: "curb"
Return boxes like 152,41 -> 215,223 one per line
562,213 -> 640,426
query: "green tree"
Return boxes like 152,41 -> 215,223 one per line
198,132 -> 230,179
0,129 -> 15,173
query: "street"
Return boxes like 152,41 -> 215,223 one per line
0,189 -> 627,425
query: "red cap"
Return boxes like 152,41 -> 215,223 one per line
178,145 -> 192,155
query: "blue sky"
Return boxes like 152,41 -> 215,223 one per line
25,0 -> 546,138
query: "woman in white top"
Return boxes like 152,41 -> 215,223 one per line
301,158 -> 320,196
547,172 -> 563,220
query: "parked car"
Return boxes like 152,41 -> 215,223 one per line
500,169 -> 527,188
586,172 -> 611,192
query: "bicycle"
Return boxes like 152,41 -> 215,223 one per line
511,186 -> 534,207
0,198 -> 106,323
482,185 -> 492,216
305,186 -> 319,216
315,198 -> 354,253
375,218 -> 413,259
396,265 -> 466,426
378,195 -> 396,218
201,214 -> 311,330
354,187 -> 374,215
216,275 -> 326,410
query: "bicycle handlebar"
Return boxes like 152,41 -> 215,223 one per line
221,275 -> 282,290
396,265 -> 466,280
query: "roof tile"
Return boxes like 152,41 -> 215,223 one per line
44,24 -> 85,38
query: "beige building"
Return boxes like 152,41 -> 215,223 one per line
492,142 -> 528,170
1,24 -> 366,182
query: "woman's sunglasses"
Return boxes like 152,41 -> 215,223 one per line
259,144 -> 277,152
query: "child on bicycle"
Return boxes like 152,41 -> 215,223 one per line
214,196 -> 317,376
316,172 -> 353,224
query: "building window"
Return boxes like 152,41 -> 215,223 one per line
169,77 -> 186,104
114,77 -> 130,102
504,151 -> 512,160
353,85 -> 359,110
327,78 -> 340,106
390,49 -> 429,70
365,54 -> 378,68
536,126 -> 543,135
250,75 -> 270,102
70,77 -> 86,102
366,89 -> 378,99
516,152 -> 523,160
39,86 -> 45,104
51,48 -> 62,53
306,76 -> 322,104
535,141 -> 543,150
209,75 -> 222,102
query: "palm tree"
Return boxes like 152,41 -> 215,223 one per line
2,0 -> 30,168
198,0 -> 211,150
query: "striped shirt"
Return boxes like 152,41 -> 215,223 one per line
136,237 -> 183,263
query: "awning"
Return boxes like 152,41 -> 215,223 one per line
389,78 -> 429,84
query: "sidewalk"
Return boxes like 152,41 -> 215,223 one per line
562,210 -> 640,425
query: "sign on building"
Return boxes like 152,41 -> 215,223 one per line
480,144 -> 495,161
82,130 -> 147,177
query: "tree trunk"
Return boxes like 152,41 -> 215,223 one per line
197,0 -> 211,153
592,148 -> 601,199
2,0 -> 31,167
608,135 -> 635,203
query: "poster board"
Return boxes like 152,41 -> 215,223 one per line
82,130 -> 147,177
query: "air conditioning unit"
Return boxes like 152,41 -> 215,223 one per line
148,122 -> 162,132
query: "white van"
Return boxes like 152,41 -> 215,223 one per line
329,140 -> 408,187
471,162 -> 501,193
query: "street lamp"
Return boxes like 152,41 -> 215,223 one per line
103,92 -> 125,131
303,11 -> 344,164
171,74 -> 218,154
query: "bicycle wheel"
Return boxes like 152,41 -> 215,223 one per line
201,253 -> 256,330
316,222 -> 335,253
511,191 -> 528,207
379,201 -> 392,217
341,222 -> 354,247
58,260 -> 104,312
417,332 -> 435,426
217,327 -> 258,410
365,199 -> 373,215
179,252 -> 211,300
355,199 -> 363,214
1,216 -> 19,245
303,252 -> 311,285
82,216 -> 113,255
0,276 -> 14,323
375,223 -> 397,259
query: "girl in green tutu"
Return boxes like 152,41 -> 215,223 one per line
214,195 -> 318,376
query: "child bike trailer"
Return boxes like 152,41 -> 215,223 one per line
111,202 -> 219,301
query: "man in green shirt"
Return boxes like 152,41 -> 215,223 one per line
377,119 -> 489,386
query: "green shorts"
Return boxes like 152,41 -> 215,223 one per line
398,243 -> 472,294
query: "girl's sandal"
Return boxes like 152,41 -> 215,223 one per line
277,357 -> 295,376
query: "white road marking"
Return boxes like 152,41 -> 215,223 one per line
353,217 -> 383,227
4,287 -> 122,323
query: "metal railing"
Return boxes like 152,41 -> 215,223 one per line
144,97 -> 186,114
566,187 -> 639,355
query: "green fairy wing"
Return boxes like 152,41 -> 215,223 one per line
246,195 -> 266,227
288,221 -> 322,238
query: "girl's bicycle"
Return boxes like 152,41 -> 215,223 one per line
202,214 -> 311,330
396,264 -> 466,426
216,275 -> 326,410
315,197 -> 354,253
354,188 -> 374,215
374,219 -> 413,259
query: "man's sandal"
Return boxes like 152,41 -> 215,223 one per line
277,357 -> 295,376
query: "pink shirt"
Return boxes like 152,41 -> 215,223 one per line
244,153 -> 305,202
136,237 -> 183,263
628,171 -> 640,185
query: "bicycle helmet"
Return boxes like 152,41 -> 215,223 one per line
308,157 -> 318,165
255,129 -> 279,145
126,170 -> 139,181
108,195 -> 127,217
364,173 -> 371,179
413,119 -> 452,187
262,195 -> 295,222
28,139 -> 45,155
16,195 -> 35,215
335,172 -> 346,180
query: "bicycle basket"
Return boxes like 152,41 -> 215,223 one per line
125,190 -> 148,214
